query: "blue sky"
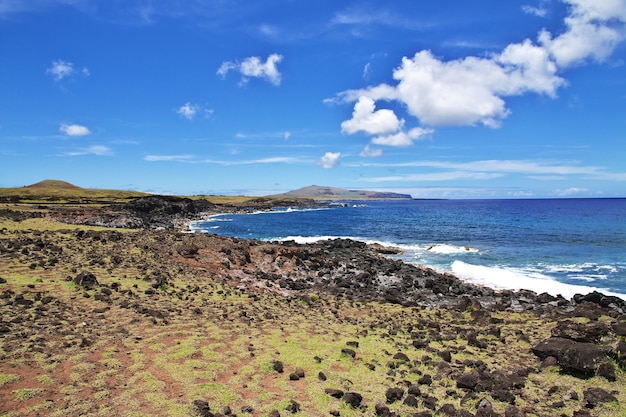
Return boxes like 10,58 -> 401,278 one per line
1,0 -> 625,198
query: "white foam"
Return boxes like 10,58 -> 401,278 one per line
275,235 -> 349,244
426,243 -> 479,254
451,260 -> 626,300
249,207 -> 331,215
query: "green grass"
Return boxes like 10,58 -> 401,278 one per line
0,373 -> 20,386
13,388 -> 45,401
36,374 -> 56,385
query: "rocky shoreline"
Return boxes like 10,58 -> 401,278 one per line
1,195 -> 625,416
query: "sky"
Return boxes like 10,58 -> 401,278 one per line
1,0 -> 625,198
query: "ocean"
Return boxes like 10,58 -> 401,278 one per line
190,198 -> 626,300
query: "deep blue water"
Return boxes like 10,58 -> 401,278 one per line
191,199 -> 626,299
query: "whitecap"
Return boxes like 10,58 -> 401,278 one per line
274,235 -> 349,244
451,260 -> 626,300
426,243 -> 479,254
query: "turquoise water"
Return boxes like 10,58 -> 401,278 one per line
191,199 -> 626,299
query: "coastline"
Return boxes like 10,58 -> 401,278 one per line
2,195 -> 625,416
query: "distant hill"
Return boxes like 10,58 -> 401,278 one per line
279,185 -> 412,200
25,179 -> 82,189
0,179 -> 149,204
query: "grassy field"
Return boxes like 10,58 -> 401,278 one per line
0,202 -> 624,416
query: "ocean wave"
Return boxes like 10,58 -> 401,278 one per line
273,235 -> 352,244
542,262 -> 619,275
450,260 -> 626,300
425,243 -> 480,254
248,207 -> 332,216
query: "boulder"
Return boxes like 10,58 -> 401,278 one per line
285,400 -> 300,414
73,271 -> 99,288
475,398 -> 498,417
456,371 -> 480,390
342,392 -> 363,408
403,394 -> 419,408
583,387 -> 617,409
374,403 -> 392,416
272,360 -> 284,373
341,348 -> 356,358
385,387 -> 405,403
531,337 -> 612,376
325,388 -> 344,399
596,361 -> 617,381
392,351 -> 410,362
192,400 -> 213,417
551,320 -> 611,343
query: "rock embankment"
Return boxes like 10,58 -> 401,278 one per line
49,195 -> 322,229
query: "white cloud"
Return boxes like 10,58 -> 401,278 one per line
341,96 -> 403,135
353,159 -> 605,176
360,145 -> 383,157
538,0 -> 626,67
145,155 -> 194,162
554,187 -> 590,196
340,47 -> 565,128
217,53 -> 284,86
64,145 -> 112,156
284,131 -> 292,140
333,0 -> 625,131
176,103 -> 197,119
59,123 -> 91,136
175,103 -> 213,120
144,155 -> 303,166
361,171 -> 504,183
371,127 -> 433,147
348,158 -> 626,182
46,59 -> 89,82
522,5 -> 547,17
318,152 -> 341,168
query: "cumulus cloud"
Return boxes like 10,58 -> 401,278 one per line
59,123 -> 91,136
46,59 -> 89,82
334,0 -> 626,136
538,0 -> 626,67
217,54 -> 284,86
318,152 -> 341,168
339,45 -> 565,128
341,96 -> 403,135
371,127 -> 433,147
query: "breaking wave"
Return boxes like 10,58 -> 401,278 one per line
451,261 -> 626,300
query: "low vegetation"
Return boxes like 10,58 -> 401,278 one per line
0,186 -> 624,416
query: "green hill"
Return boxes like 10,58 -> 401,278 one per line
25,179 -> 82,189
0,179 -> 149,204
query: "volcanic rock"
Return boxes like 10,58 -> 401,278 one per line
385,387 -> 405,403
583,387 -> 618,409
342,391 -> 363,408
531,337 -> 612,376
73,271 -> 99,288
